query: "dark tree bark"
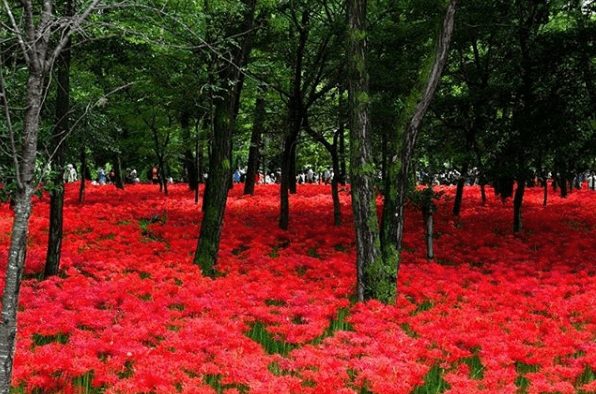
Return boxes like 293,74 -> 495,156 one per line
330,147 -> 342,226
181,112 -> 198,192
114,154 -> 124,190
348,0 -> 394,303
194,0 -> 257,276
304,117 -> 342,226
244,94 -> 265,195
79,146 -> 86,204
44,2 -> 73,278
381,0 -> 458,259
543,177 -> 548,207
452,162 -> 469,216
513,177 -> 526,232
279,9 -> 308,229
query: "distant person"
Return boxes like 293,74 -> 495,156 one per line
151,165 -> 159,184
98,168 -> 106,185
233,169 -> 241,183
64,164 -> 77,183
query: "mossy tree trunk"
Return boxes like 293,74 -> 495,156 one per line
194,0 -> 258,276
348,0 -> 394,303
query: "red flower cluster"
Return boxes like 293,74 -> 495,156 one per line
0,184 -> 594,393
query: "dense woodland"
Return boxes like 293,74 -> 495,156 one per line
0,0 -> 595,392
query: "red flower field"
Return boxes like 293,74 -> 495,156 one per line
0,184 -> 594,393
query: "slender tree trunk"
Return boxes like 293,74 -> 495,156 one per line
279,134 -> 294,230
331,148 -> 341,225
194,0 -> 257,275
423,205 -> 434,260
452,162 -> 468,216
543,177 -> 548,207
480,182 -> 487,205
348,0 -> 394,303
513,177 -> 526,233
194,120 -> 201,204
339,118 -> 347,185
79,146 -> 86,204
382,0 -> 458,258
244,94 -> 265,195
44,14 -> 72,278
0,70 -> 43,393
114,154 -> 124,189
158,156 -> 168,196
182,112 -> 198,192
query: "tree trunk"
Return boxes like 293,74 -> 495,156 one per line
423,206 -> 434,260
79,146 -> 86,204
348,0 -> 394,303
279,133 -> 295,230
44,18 -> 72,278
382,0 -> 458,259
159,156 -> 168,196
513,177 -> 526,233
244,94 -> 265,195
339,117 -> 347,185
182,112 -> 198,192
452,162 -> 468,216
543,177 -> 548,207
480,182 -> 487,205
0,71 -> 43,394
194,0 -> 257,276
114,154 -> 124,190
331,148 -> 341,226
194,120 -> 201,204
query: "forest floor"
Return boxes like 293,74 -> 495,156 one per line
0,183 -> 594,394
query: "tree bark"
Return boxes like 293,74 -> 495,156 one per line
381,0 -> 458,259
44,8 -> 73,278
181,112 -> 198,192
348,0 -> 394,303
513,177 -> 526,233
0,71 -> 43,393
452,162 -> 468,216
331,147 -> 342,226
244,94 -> 265,195
194,0 -> 257,276
79,146 -> 86,204
114,154 -> 124,190
279,9 -> 308,229
423,205 -> 434,260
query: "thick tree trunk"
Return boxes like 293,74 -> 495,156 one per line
45,21 -> 72,278
452,162 -> 468,216
79,146 -> 86,204
194,0 -> 257,275
348,0 -> 394,303
513,177 -> 526,233
0,71 -> 43,393
244,95 -> 265,195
